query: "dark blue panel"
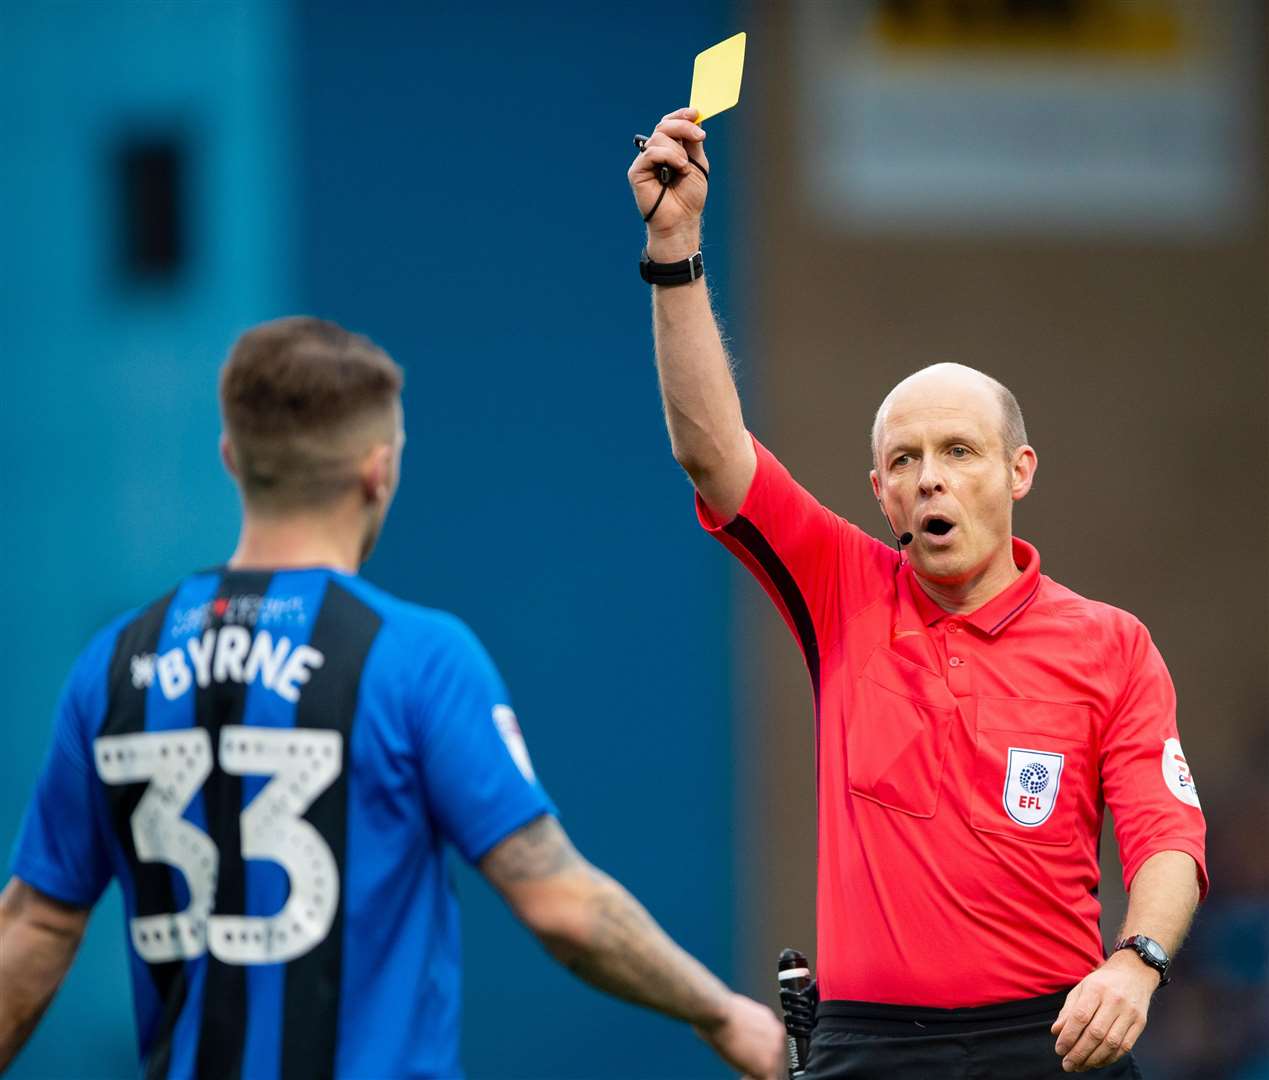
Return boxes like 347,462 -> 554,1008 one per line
295,3 -> 740,1076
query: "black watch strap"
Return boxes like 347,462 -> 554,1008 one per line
640,248 -> 704,286
1113,935 -> 1172,985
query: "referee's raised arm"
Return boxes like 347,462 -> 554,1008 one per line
628,107 -> 756,522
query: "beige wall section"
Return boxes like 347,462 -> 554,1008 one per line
733,6 -> 1267,997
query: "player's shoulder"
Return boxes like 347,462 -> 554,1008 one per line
332,575 -> 488,662
73,590 -> 173,679
58,586 -> 183,723
86,605 -> 150,657
334,578 -> 504,714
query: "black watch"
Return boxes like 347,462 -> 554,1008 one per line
639,248 -> 704,286
1113,935 -> 1172,985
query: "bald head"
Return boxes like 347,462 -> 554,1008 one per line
872,363 -> 1027,467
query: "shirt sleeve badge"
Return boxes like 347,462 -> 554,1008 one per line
493,704 -> 537,783
1162,737 -> 1201,808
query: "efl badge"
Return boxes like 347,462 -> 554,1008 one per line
1161,738 -> 1200,808
1003,748 -> 1065,827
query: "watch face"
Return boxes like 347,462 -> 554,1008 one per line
1143,940 -> 1167,963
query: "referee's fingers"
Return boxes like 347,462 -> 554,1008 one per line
644,131 -> 695,167
653,117 -> 707,145
1118,1016 -> 1146,1062
637,139 -> 691,175
1052,987 -> 1096,1056
659,107 -> 700,126
1050,984 -> 1083,1038
1059,998 -> 1116,1072
1079,1011 -> 1133,1071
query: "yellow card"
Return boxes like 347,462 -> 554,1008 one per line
689,32 -> 746,123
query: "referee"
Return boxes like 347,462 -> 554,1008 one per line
0,318 -> 785,1079
629,111 -> 1207,1077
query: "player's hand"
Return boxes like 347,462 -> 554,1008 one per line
628,107 -> 710,261
694,992 -> 786,1079
1050,952 -> 1158,1072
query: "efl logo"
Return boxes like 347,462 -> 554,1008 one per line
1162,738 -> 1200,808
1003,748 -> 1065,827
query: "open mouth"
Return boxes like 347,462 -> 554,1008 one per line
922,516 -> 955,537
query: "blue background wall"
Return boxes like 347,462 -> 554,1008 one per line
292,4 -> 741,1077
2,2 -> 743,1077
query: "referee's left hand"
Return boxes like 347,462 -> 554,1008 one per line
1050,952 -> 1159,1072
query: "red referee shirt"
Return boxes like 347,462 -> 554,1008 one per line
700,437 -> 1208,1007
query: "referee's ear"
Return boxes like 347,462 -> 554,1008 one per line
1010,444 -> 1038,502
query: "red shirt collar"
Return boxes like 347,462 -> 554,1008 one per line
904,538 -> 1042,636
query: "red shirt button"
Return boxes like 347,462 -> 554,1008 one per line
949,656 -> 963,667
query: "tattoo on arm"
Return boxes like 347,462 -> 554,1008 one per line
480,815 -> 585,884
480,817 -> 730,1029
565,875 -> 732,1027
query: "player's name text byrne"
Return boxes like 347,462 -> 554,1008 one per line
129,627 -> 324,704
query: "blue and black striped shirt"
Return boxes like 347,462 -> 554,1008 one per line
12,566 -> 555,1079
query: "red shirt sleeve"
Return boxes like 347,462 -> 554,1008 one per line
1100,617 -> 1209,899
696,434 -> 897,658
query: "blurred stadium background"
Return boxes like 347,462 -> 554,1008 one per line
1,2 -> 1264,1078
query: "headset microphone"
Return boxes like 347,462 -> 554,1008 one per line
878,500 -> 915,551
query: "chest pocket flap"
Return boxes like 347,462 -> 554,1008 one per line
970,697 -> 1093,846
847,647 -> 958,818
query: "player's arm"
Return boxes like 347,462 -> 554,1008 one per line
0,878 -> 90,1072
480,815 -> 783,1079
628,108 -> 756,521
1050,851 -> 1199,1073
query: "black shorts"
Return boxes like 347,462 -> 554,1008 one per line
803,992 -> 1145,1080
